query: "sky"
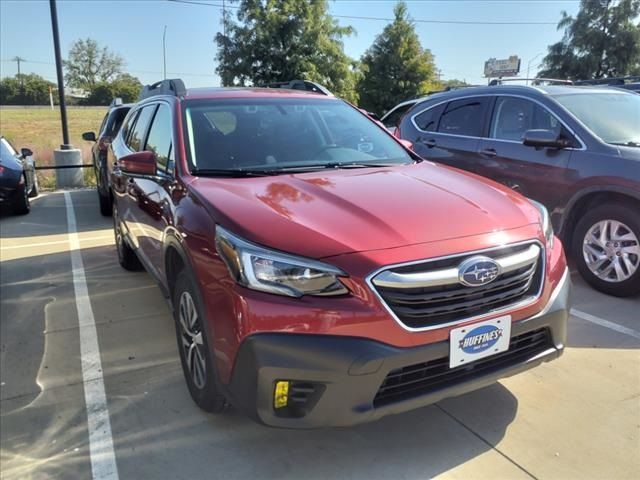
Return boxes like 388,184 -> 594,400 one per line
0,0 -> 582,88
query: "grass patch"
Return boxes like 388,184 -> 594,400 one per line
0,107 -> 107,188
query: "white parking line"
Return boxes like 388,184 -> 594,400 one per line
64,192 -> 119,480
571,308 -> 640,340
0,235 -> 113,250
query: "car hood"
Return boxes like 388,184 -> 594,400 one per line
191,163 -> 540,259
617,145 -> 640,162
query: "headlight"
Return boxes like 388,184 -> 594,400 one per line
215,226 -> 349,297
529,199 -> 554,247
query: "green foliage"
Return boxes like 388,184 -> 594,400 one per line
357,2 -> 439,114
539,0 -> 640,80
440,78 -> 471,89
85,74 -> 142,105
64,38 -> 125,89
0,74 -> 54,105
215,0 -> 359,103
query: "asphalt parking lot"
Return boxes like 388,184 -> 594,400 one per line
1,189 -> 638,480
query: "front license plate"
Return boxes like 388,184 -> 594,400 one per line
449,315 -> 511,368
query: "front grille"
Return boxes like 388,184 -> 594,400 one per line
374,328 -> 552,407
371,242 -> 544,330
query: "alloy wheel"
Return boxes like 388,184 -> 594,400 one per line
178,291 -> 207,389
583,219 -> 640,283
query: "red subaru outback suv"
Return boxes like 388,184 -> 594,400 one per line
109,79 -> 570,428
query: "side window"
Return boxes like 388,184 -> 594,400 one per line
438,98 -> 488,137
98,113 -> 109,136
127,105 -> 157,152
491,97 -> 562,142
414,103 -> 446,132
383,103 -> 414,128
145,104 -> 173,175
120,109 -> 139,145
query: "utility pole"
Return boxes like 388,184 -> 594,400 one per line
49,0 -> 70,148
163,25 -> 167,80
526,53 -> 544,85
12,56 -> 25,79
49,0 -> 83,188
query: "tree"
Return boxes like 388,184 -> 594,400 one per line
0,74 -> 54,105
539,0 -> 640,80
85,74 -> 142,105
357,2 -> 439,114
215,0 -> 359,102
64,38 -> 125,89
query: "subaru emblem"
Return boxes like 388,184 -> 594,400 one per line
458,256 -> 501,287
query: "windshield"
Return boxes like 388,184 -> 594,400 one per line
183,98 -> 412,174
553,92 -> 640,146
0,137 -> 17,161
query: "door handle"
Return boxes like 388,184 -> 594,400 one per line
422,139 -> 437,148
481,148 -> 497,157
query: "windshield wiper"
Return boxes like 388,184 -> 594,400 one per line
271,162 -> 409,173
191,168 -> 274,177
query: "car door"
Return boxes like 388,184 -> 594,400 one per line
411,97 -> 491,174
129,102 -> 176,279
116,104 -> 158,255
477,96 -> 576,216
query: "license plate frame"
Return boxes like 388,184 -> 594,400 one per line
449,315 -> 511,369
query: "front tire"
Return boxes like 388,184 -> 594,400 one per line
98,189 -> 112,216
572,203 -> 640,297
13,177 -> 30,215
113,202 -> 142,271
173,270 -> 226,413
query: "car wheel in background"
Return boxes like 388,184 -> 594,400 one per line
98,189 -> 113,216
13,176 -> 30,215
573,203 -> 640,297
172,270 -> 227,413
28,172 -> 39,198
113,202 -> 142,271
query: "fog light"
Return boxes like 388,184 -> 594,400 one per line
274,380 -> 289,409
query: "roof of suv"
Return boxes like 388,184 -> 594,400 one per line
164,87 -> 336,101
422,84 -> 628,100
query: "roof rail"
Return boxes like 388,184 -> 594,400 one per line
261,80 -> 334,96
488,78 -> 573,86
138,79 -> 186,101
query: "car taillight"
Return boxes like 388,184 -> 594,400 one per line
393,127 -> 401,139
98,136 -> 112,152
0,165 -> 5,175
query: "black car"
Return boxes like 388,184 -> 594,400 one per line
83,98 -> 132,216
397,85 -> 640,297
0,136 -> 38,215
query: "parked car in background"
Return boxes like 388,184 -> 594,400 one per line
397,85 -> 640,296
575,76 -> 640,94
83,98 -> 132,216
0,136 -> 38,215
107,79 -> 569,428
381,97 -> 424,134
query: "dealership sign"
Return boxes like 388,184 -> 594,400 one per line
484,55 -> 521,78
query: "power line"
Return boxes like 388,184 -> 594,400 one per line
167,0 -> 560,25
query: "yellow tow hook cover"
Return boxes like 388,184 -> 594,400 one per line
274,381 -> 289,409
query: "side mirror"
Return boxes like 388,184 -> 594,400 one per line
398,139 -> 413,150
82,131 -> 97,142
522,129 -> 570,149
20,147 -> 33,158
119,151 -> 156,176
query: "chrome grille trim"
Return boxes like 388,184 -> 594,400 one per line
366,240 -> 546,332
373,244 -> 540,289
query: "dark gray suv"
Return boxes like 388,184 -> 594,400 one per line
397,85 -> 640,297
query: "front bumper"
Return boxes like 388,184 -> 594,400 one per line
226,268 -> 571,428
